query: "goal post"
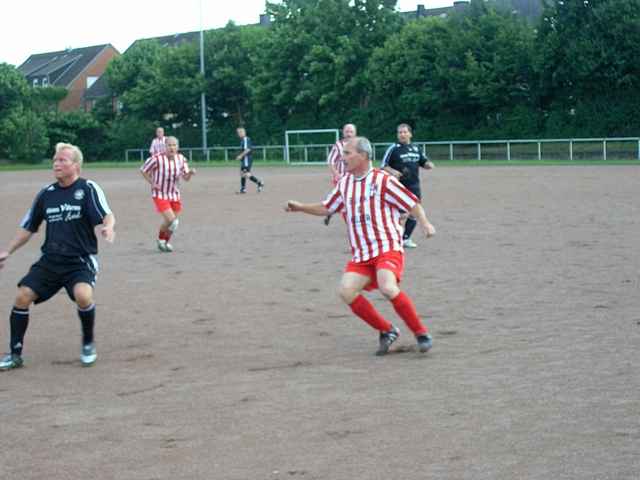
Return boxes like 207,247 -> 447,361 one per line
284,129 -> 340,165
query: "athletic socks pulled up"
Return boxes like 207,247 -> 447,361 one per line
349,295 -> 393,332
10,307 -> 29,355
403,217 -> 417,240
391,291 -> 428,336
77,304 -> 96,345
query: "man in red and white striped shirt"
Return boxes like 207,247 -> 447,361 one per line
324,123 -> 356,226
141,136 -> 195,252
286,137 -> 437,356
149,127 -> 167,156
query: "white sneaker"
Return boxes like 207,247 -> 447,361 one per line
164,242 -> 174,252
157,239 -> 168,252
403,238 -> 418,248
80,343 -> 97,366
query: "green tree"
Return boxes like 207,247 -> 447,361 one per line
45,111 -> 107,160
251,0 -> 401,135
366,2 -> 537,139
0,107 -> 49,162
536,0 -> 640,136
204,24 -> 268,129
0,63 -> 29,116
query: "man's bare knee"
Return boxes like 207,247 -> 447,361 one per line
15,287 -> 36,309
379,284 -> 400,300
73,284 -> 94,309
339,286 -> 357,304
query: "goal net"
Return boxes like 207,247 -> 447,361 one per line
284,129 -> 340,165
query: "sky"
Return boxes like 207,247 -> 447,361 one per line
1,0 -> 455,66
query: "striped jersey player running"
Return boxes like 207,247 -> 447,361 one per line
140,136 -> 196,252
149,127 -> 167,157
286,136 -> 437,355
324,123 -> 356,226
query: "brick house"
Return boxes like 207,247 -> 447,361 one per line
17,44 -> 120,112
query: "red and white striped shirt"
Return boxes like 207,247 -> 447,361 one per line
327,140 -> 347,184
323,168 -> 419,262
149,137 -> 167,156
141,153 -> 190,201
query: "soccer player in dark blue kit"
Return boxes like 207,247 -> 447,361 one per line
235,127 -> 264,194
381,123 -> 434,248
0,143 -> 116,370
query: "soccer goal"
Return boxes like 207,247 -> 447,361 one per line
284,129 -> 340,165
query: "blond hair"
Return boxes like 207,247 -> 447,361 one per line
55,142 -> 83,166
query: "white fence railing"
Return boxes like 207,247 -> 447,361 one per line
125,137 -> 640,163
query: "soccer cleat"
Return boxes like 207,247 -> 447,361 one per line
164,242 -> 174,252
403,238 -> 418,248
80,343 -> 97,366
257,182 -> 265,193
157,239 -> 168,252
236,189 -> 247,194
376,326 -> 400,356
416,334 -> 433,353
0,353 -> 24,371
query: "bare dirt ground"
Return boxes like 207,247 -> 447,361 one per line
0,165 -> 638,480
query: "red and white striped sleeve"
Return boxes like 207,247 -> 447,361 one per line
322,183 -> 344,214
141,155 -> 157,173
180,154 -> 190,175
383,175 -> 418,212
327,143 -> 340,167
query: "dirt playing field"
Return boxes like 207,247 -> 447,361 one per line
0,165 -> 638,480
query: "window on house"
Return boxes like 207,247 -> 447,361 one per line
86,76 -> 98,89
32,78 -> 39,87
42,77 -> 49,87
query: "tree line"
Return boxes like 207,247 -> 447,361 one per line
1,0 -> 639,162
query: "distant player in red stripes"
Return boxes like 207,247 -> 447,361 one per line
286,137 -> 437,355
140,136 -> 195,252
149,127 -> 167,156
324,123 -> 356,226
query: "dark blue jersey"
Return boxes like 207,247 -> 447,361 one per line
381,143 -> 429,189
20,178 -> 112,257
239,136 -> 253,168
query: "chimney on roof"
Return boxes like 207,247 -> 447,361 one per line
259,13 -> 271,27
453,0 -> 470,11
417,4 -> 426,17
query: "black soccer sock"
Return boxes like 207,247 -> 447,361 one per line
403,218 -> 417,240
78,304 -> 95,345
249,175 -> 261,184
10,307 -> 29,355
241,177 -> 247,190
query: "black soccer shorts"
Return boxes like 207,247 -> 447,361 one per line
18,254 -> 98,304
240,158 -> 253,173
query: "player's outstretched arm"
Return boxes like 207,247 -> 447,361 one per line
410,203 -> 436,239
183,168 -> 196,181
285,201 -> 330,217
0,229 -> 34,271
99,213 -> 116,243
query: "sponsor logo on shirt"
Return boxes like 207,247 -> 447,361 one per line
46,204 -> 82,223
74,189 -> 85,200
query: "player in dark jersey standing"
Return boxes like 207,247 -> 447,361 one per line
235,127 -> 264,194
0,143 -> 116,370
381,123 -> 434,248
